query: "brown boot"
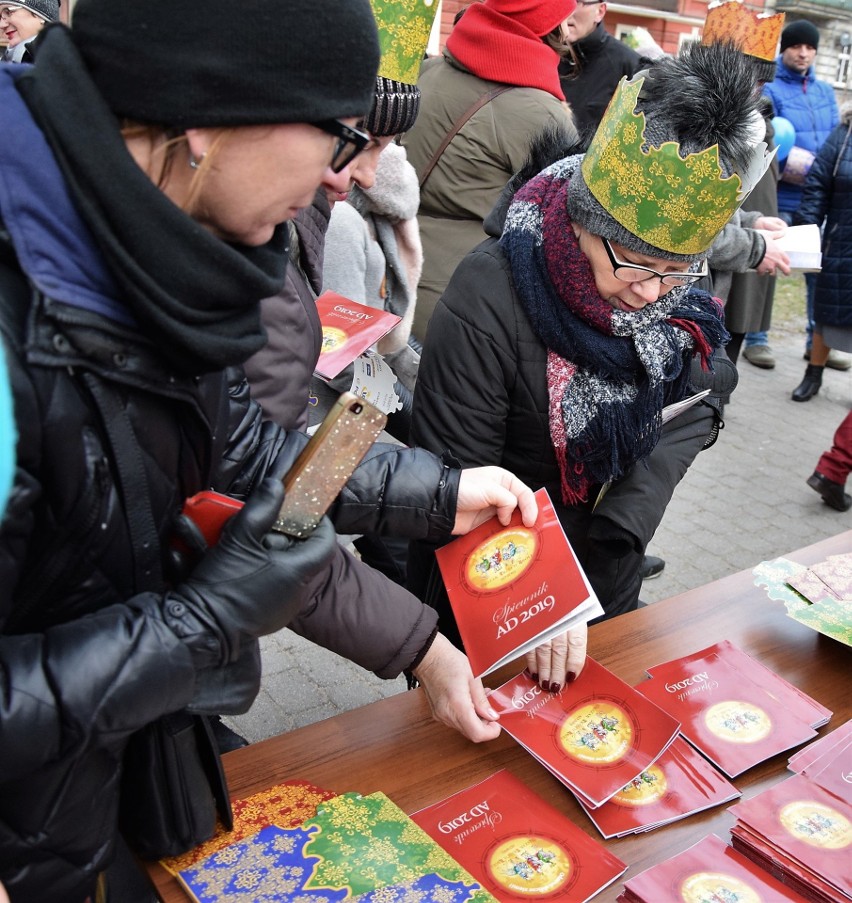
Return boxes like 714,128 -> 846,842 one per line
792,364 -> 823,402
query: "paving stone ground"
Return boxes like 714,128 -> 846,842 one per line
226,332 -> 851,744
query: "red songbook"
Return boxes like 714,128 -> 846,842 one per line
435,487 -> 603,678
728,773 -> 852,900
490,659 -> 680,808
619,833 -> 810,903
578,735 -> 740,838
314,291 -> 401,379
410,770 -> 626,902
789,720 -> 852,775
637,645 -> 818,777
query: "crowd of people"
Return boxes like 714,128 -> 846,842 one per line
0,0 -> 848,901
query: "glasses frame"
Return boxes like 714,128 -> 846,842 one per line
312,119 -> 371,173
0,5 -> 23,18
599,236 -> 707,287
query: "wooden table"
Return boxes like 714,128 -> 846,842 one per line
148,531 -> 851,902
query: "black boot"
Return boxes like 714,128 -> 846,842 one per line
792,364 -> 823,402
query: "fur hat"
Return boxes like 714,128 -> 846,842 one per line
70,0 -> 380,129
6,0 -> 59,20
781,19 -> 820,51
568,42 -> 767,261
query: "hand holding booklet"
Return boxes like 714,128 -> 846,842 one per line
435,488 -> 603,678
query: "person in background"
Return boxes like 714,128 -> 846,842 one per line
410,42 -> 763,637
402,0 -> 579,342
557,0 -> 643,140
0,0 -> 58,62
743,18 -> 844,372
790,104 -> 852,401
0,1 -> 569,900
807,411 -> 852,511
701,3 -> 790,367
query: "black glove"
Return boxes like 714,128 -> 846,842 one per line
162,478 -> 335,667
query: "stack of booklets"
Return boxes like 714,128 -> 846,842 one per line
411,770 -> 627,902
163,780 -> 498,902
635,641 -> 831,777
728,721 -> 852,903
489,657 -> 681,809
617,834 -> 811,902
435,488 -> 604,678
576,735 -> 740,838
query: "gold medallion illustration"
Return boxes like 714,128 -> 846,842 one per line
704,701 -> 771,744
780,801 -> 852,849
611,764 -> 667,807
486,835 -> 571,897
463,527 -> 537,593
319,326 -> 348,354
558,701 -> 633,764
680,871 -> 761,903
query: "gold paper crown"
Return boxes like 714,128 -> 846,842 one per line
370,0 -> 439,86
582,76 -> 772,255
702,1 -> 785,63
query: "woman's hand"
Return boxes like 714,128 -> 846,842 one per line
412,633 -> 502,743
453,466 -> 538,535
753,215 -> 787,237
524,624 -> 588,694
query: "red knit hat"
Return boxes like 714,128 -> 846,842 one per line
446,0 -> 575,100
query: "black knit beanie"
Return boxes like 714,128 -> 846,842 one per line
366,77 -> 421,136
781,20 -> 820,52
70,0 -> 381,129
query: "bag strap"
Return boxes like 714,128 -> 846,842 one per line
418,84 -> 515,191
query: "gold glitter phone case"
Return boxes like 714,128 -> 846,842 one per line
272,392 -> 387,538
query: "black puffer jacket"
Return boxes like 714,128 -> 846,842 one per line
794,106 -> 852,330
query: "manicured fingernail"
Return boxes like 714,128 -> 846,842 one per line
486,707 -> 499,720
566,671 -> 577,683
550,683 -> 561,694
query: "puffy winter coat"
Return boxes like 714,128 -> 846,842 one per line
794,107 -> 852,329
763,57 -> 839,214
402,52 -> 577,340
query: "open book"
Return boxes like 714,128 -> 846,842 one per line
773,223 -> 822,273
435,488 -> 603,678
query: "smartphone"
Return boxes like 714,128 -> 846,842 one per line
177,392 -> 387,547
272,392 -> 387,538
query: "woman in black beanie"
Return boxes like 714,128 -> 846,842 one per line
0,2 -> 544,900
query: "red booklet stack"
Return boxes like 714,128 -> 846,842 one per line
411,769 -> 627,902
618,834 -> 810,903
728,720 -> 852,903
635,641 -> 830,777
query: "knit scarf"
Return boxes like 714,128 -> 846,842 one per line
500,156 -> 728,505
15,25 -> 288,374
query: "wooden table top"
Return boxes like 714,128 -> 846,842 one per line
148,530 -> 851,902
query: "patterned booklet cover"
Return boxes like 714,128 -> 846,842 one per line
727,773 -> 852,900
636,645 -> 818,777
410,769 -> 626,902
435,487 -> 603,678
618,833 -> 809,903
577,736 -> 739,838
179,791 -> 494,902
314,291 -> 401,379
490,659 -> 680,808
789,719 -> 852,775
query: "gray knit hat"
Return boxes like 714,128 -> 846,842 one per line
70,0 -> 380,129
7,0 -> 59,21
568,42 -> 767,262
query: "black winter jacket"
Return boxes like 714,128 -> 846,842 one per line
0,229 -> 458,900
794,108 -> 852,330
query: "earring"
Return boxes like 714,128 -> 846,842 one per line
189,151 -> 207,170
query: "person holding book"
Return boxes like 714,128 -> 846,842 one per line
0,1 -> 555,900
410,42 -> 767,639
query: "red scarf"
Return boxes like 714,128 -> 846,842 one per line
446,1 -> 572,101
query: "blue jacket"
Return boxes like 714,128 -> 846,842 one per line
794,109 -> 852,329
763,57 -> 839,214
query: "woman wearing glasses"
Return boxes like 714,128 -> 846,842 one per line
409,43 -> 767,641
0,1 -> 548,900
0,0 -> 58,63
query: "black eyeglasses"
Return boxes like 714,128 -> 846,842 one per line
600,236 -> 707,287
312,119 -> 371,173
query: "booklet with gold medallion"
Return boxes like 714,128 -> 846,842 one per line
435,487 -> 603,678
411,770 -> 626,902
